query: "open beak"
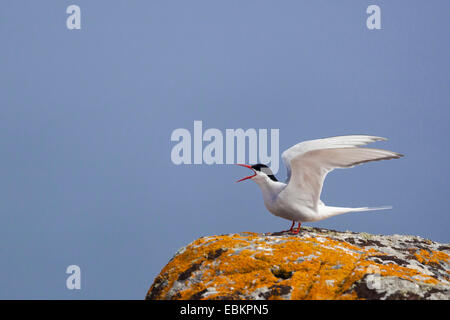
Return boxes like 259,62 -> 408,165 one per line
236,164 -> 256,182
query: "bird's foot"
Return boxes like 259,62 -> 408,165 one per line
291,222 -> 302,235
273,221 -> 301,236
282,221 -> 295,233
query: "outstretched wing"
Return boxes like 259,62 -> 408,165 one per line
282,137 -> 403,211
282,135 -> 387,182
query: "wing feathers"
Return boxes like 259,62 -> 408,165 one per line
309,148 -> 403,170
282,135 -> 387,163
285,146 -> 403,210
282,135 -> 387,181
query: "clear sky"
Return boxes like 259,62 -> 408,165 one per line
0,1 -> 449,299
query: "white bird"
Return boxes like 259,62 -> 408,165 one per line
236,135 -> 403,234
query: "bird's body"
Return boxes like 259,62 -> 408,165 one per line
236,135 -> 403,233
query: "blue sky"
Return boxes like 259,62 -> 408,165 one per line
0,1 -> 449,299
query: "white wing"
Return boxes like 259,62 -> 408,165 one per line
282,135 -> 387,182
282,136 -> 403,210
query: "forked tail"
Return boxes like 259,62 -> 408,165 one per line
317,205 -> 392,221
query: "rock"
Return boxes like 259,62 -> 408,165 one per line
146,227 -> 450,300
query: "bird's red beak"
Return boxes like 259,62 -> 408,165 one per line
236,164 -> 256,182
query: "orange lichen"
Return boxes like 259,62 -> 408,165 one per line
148,233 -> 449,300
414,249 -> 449,266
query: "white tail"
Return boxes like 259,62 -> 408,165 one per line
316,205 -> 392,221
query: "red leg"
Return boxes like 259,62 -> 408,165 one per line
281,221 -> 295,232
283,221 -> 295,233
291,222 -> 302,235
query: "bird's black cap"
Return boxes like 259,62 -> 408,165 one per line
251,164 -> 278,182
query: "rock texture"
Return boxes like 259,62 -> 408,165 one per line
146,227 -> 450,300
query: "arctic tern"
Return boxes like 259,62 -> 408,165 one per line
236,135 -> 403,234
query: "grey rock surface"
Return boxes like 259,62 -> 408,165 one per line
147,227 -> 450,300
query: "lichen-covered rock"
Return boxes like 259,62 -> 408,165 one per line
146,227 -> 450,300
